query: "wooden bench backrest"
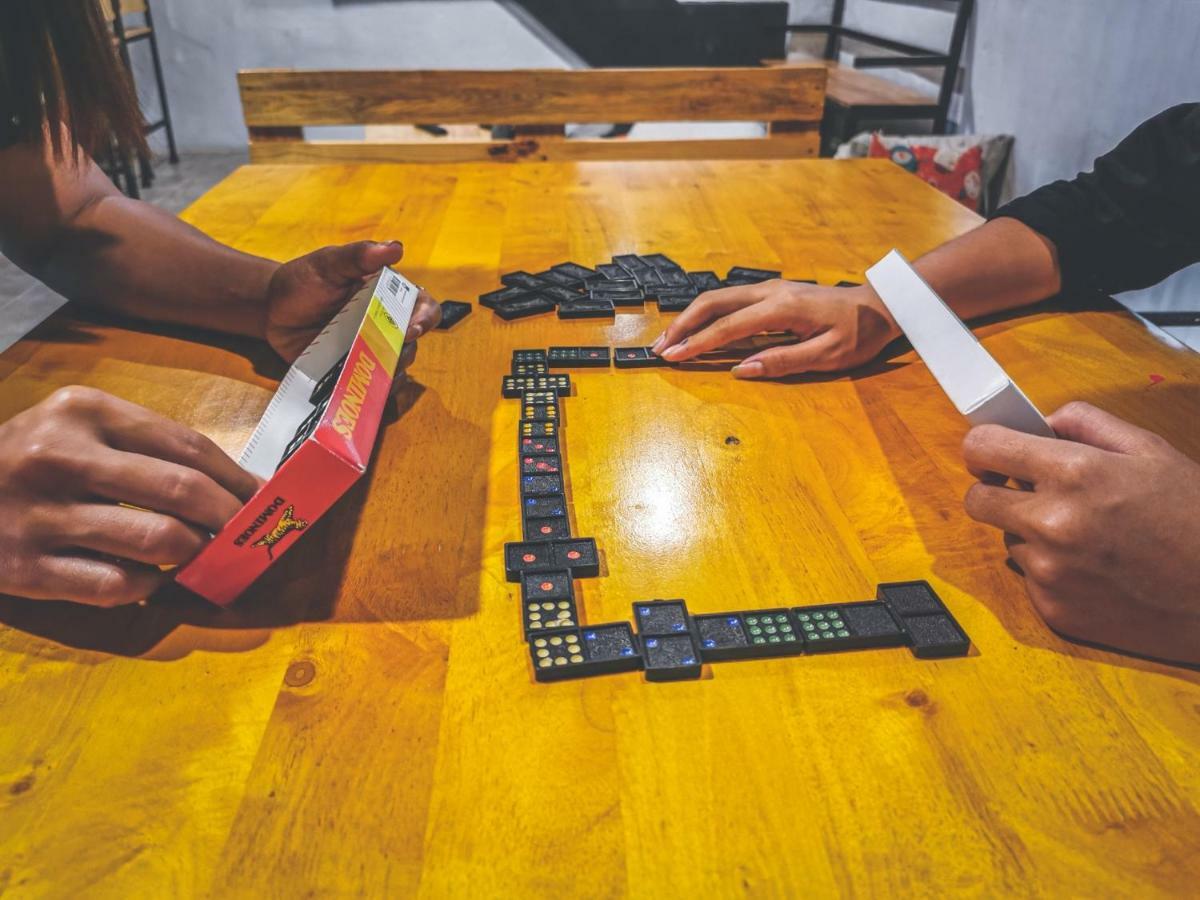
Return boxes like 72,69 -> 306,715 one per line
237,67 -> 827,164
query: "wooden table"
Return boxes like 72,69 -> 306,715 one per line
2,160 -> 1199,897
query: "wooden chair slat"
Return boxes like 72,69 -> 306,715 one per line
239,66 -> 826,164
246,131 -> 820,165
238,67 -> 825,127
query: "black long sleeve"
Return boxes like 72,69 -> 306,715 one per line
992,103 -> 1200,296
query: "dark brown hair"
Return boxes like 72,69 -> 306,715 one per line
0,0 -> 148,157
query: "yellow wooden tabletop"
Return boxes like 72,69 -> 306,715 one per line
2,159 -> 1199,898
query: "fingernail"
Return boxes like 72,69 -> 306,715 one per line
660,338 -> 688,360
732,361 -> 764,379
410,324 -> 424,339
651,332 -> 666,352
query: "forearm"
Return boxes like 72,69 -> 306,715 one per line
38,191 -> 277,338
0,140 -> 277,339
908,217 -> 1063,322
856,217 -> 1063,343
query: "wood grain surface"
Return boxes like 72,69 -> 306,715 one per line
238,67 -> 827,126
1,159 -> 1198,897
240,67 -> 826,164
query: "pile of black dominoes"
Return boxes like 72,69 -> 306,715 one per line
502,347 -> 972,683
480,253 -> 791,321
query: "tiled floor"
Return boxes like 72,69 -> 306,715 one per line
2,149 -> 1197,353
0,151 -> 247,351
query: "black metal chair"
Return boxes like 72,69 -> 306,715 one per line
784,0 -> 974,151
104,0 -> 180,195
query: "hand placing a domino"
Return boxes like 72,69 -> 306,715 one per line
0,387 -> 260,607
961,402 -> 1200,666
652,280 -> 901,378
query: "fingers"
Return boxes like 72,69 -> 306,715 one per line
97,395 -> 258,502
654,284 -> 768,353
1047,400 -> 1171,456
1004,541 -> 1066,595
729,332 -> 841,379
85,449 -> 246,533
963,482 -> 1037,537
310,240 -> 405,285
961,424 -> 1065,485
32,555 -> 167,607
660,299 -> 785,362
47,504 -> 209,566
408,290 -> 441,339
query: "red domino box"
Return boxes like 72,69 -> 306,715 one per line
176,267 -> 419,605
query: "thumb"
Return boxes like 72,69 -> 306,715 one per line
731,332 -> 839,379
310,240 -> 404,284
1047,401 -> 1168,455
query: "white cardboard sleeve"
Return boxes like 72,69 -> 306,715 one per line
866,250 -> 1055,437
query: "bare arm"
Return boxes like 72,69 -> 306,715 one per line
909,216 -> 1063,324
0,137 -> 276,338
0,132 -> 441,362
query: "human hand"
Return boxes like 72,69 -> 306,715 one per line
0,386 -> 259,606
265,240 -> 441,370
652,281 -> 900,378
962,401 -> 1200,666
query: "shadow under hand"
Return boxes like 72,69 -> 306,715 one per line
64,304 -> 287,383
